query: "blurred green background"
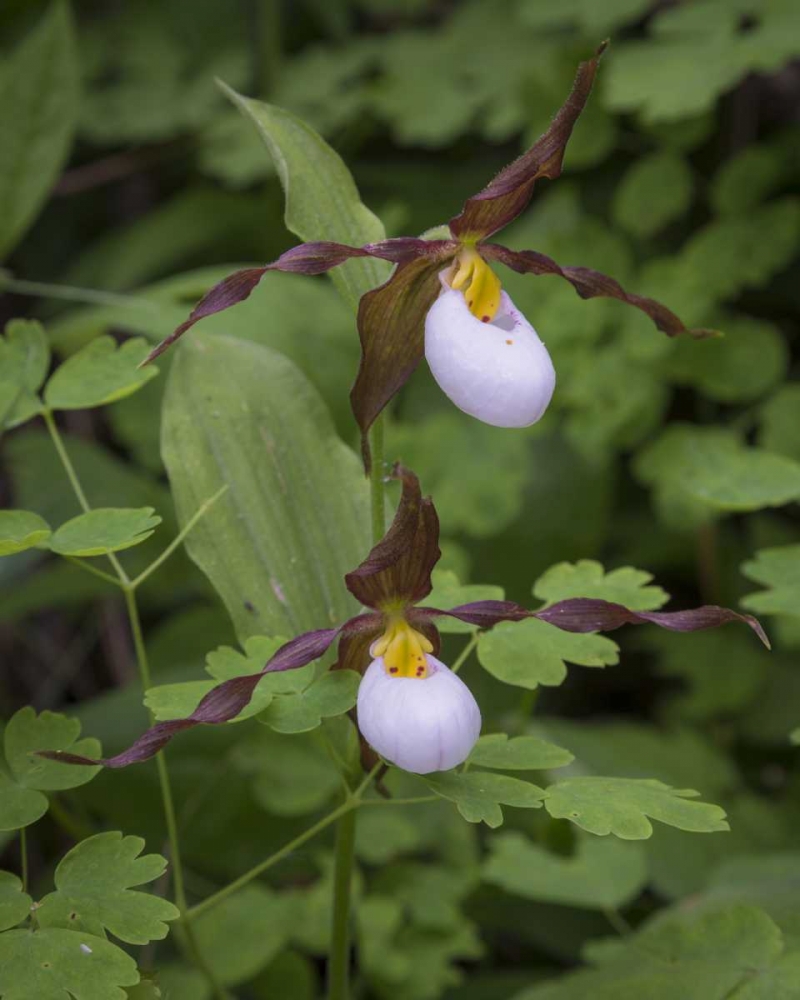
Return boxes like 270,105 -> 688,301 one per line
1,1 -> 799,998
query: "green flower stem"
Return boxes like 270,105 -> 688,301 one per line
327,416 -> 387,1000
129,485 -> 228,589
19,828 -> 29,894
328,806 -> 357,1000
450,633 -> 479,675
187,800 -> 354,921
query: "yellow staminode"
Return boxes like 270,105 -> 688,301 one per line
450,248 -> 502,322
373,618 -> 434,679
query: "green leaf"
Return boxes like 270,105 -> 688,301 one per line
0,872 -> 32,932
0,1 -> 79,258
44,337 -> 159,410
543,777 -> 729,840
425,570 -> 504,634
4,708 -> 100,792
484,830 -> 648,909
666,314 -> 788,404
477,619 -> 619,690
355,809 -> 423,866
49,508 -> 161,557
220,83 -> 389,308
533,559 -> 669,611
515,905 -> 784,1000
741,546 -> 800,618
760,385 -> 800,462
37,832 -> 179,945
161,334 -> 369,641
0,320 -> 49,428
124,981 -> 162,1000
192,886 -> 292,986
0,511 -> 51,556
424,771 -> 545,828
612,152 -> 693,238
231,730 -> 341,816
468,734 -> 573,771
145,635 -> 296,722
636,424 -> 800,521
258,670 -> 361,734
0,773 -> 48,834
0,928 -> 139,1000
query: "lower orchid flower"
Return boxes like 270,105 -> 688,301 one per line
44,467 -> 768,777
138,41 -> 718,465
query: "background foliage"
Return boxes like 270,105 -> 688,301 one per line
1,1 -> 799,998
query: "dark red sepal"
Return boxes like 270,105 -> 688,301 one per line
351,248 -> 456,461
481,244 -> 718,340
448,43 -> 607,242
39,619 -> 375,769
345,465 -> 441,610
411,600 -> 530,630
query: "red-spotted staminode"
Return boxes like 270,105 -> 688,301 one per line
139,43 -> 716,464
46,467 -> 767,777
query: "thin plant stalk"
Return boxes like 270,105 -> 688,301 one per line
328,414 -> 387,1000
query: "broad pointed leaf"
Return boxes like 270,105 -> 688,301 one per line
0,1 -> 79,258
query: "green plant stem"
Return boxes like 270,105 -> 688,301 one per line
19,828 -> 29,893
328,806 -> 357,1000
130,485 -> 228,589
188,800 -> 354,920
450,633 -> 479,675
63,556 -> 121,588
326,416 -> 387,1000
125,587 -> 228,1000
43,409 -> 130,585
360,795 -> 438,807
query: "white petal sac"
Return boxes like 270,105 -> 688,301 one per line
424,286 -> 556,427
357,655 -> 481,774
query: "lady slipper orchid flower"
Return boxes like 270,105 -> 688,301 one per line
140,41 -> 716,464
46,467 -> 768,776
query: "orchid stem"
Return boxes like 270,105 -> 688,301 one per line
328,415 -> 387,1000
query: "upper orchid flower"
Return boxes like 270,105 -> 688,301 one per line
140,42 -> 715,464
46,467 -> 767,777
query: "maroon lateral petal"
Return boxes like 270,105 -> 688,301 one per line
39,622 -> 373,769
350,248 -> 456,461
481,244 -> 717,340
414,597 -> 769,648
412,601 -> 531,630
141,239 -> 448,366
535,598 -> 770,647
345,464 -> 441,610
448,43 -> 606,242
